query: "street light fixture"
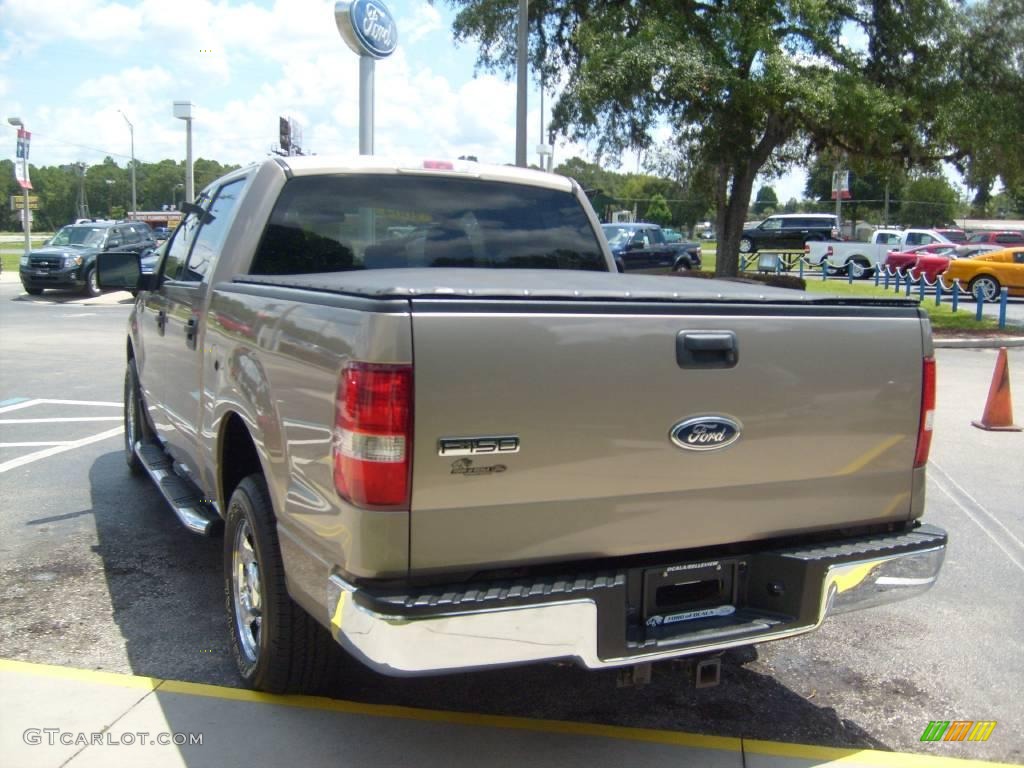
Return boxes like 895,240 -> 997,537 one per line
172,182 -> 184,210
118,110 -> 137,219
6,116 -> 31,258
173,101 -> 194,204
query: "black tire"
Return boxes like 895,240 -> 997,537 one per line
23,286 -> 44,296
738,237 -> 754,254
124,359 -> 151,475
224,474 -> 344,694
82,265 -> 102,297
673,257 -> 692,271
968,275 -> 1000,303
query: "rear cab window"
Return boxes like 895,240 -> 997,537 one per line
250,174 -> 607,275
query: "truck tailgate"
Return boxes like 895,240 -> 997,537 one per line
408,300 -> 925,573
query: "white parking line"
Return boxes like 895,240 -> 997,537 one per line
0,398 -> 121,414
0,427 -> 123,474
931,476 -> 1024,575
0,417 -> 122,423
0,442 -> 76,447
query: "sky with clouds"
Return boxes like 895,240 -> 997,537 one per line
0,0 -> 816,202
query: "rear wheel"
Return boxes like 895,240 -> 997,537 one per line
968,275 -> 1000,303
673,257 -> 692,271
846,258 -> 873,280
225,474 -> 345,694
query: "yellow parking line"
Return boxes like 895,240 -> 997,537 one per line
1,659 -> 1015,766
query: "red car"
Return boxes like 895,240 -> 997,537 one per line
965,230 -> 1024,246
883,243 -> 958,275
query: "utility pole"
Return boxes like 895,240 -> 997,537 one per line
119,110 -> 137,218
515,0 -> 528,167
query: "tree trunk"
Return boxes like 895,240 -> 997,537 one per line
715,163 -> 757,277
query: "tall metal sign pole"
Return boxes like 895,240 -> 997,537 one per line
119,110 -> 137,217
335,0 -> 398,156
173,101 -> 194,204
7,117 -> 32,257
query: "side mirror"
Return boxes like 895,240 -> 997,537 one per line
97,251 -> 144,291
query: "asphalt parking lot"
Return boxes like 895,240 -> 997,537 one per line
0,278 -> 1021,766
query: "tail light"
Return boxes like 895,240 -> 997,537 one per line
333,362 -> 413,508
914,357 -> 936,468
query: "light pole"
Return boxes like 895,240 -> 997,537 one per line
173,101 -> 194,204
119,110 -> 137,218
172,183 -> 184,210
6,117 -> 31,258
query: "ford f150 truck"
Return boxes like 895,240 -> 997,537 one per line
98,156 -> 946,694
805,228 -> 954,278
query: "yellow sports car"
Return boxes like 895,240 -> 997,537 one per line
941,247 -> 1024,302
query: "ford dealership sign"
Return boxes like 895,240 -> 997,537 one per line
335,0 -> 398,59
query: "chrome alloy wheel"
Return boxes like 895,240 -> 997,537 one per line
232,519 -> 263,663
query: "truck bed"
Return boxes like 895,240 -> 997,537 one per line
223,270 -> 927,575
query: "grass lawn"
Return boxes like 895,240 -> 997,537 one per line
694,245 -> 1006,333
1,235 -> 53,273
802,279 -> 1003,332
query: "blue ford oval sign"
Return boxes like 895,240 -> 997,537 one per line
335,0 -> 398,59
670,416 -> 742,452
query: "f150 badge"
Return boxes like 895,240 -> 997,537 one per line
438,436 -> 520,457
670,416 -> 742,452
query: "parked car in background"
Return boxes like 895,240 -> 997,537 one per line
19,220 -> 156,296
965,230 -> 1024,246
738,213 -> 840,254
934,228 -> 967,244
151,226 -> 172,241
601,222 -> 702,272
941,246 -> 1024,301
807,228 -> 954,278
883,243 -> 959,276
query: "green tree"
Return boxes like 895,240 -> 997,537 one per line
645,193 -> 672,226
900,175 -> 958,227
446,0 -> 965,276
753,186 -> 778,216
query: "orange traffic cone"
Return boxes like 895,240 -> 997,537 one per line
972,347 -> 1022,431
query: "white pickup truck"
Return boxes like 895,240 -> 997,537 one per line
806,229 -> 953,278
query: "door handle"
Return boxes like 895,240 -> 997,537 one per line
676,331 -> 738,369
185,316 -> 198,350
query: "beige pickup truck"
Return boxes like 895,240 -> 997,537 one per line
99,156 -> 946,694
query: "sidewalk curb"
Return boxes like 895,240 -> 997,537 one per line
934,337 -> 1024,349
0,659 -> 1016,767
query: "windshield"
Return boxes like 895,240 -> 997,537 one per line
601,225 -> 635,247
50,226 -> 107,248
252,175 -> 608,274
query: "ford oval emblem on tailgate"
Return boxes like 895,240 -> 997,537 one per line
670,416 -> 742,452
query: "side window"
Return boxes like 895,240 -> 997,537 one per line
905,233 -> 921,246
996,234 -> 1019,244
1014,251 -> 1024,264
123,227 -> 140,245
650,229 -> 666,245
182,178 -> 247,282
162,211 -> 204,281
761,218 -> 781,231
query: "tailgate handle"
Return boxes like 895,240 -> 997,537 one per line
677,331 -> 738,369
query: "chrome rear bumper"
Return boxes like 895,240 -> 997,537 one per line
326,525 -> 946,676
